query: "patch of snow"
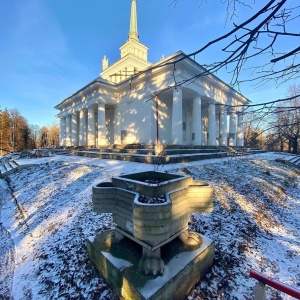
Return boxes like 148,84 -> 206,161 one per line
125,221 -> 133,233
140,235 -> 213,298
101,252 -> 133,270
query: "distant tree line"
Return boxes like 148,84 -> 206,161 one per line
243,84 -> 300,154
0,108 -> 59,154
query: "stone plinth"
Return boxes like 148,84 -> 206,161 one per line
87,230 -> 215,300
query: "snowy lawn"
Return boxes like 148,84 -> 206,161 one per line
0,152 -> 299,299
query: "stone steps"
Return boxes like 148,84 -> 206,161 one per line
73,149 -> 229,164
50,145 -> 266,164
74,147 -> 225,156
0,159 -> 20,177
286,155 -> 300,167
275,154 -> 300,168
234,147 -> 267,156
0,160 -> 39,177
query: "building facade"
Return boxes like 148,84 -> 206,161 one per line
55,0 -> 250,147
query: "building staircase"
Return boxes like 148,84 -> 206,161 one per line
50,145 -> 265,164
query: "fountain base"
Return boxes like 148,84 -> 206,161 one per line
87,229 -> 214,300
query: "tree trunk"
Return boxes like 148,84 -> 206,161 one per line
293,135 -> 298,154
280,139 -> 284,152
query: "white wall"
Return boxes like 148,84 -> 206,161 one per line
117,95 -> 153,144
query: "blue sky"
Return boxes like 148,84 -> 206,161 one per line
0,0 -> 297,127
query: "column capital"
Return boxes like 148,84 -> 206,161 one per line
97,101 -> 105,107
219,106 -> 227,117
96,98 -> 105,104
228,108 -> 237,114
173,87 -> 182,93
208,99 -> 217,104
194,93 -> 202,99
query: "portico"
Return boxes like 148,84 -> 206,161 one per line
55,0 -> 249,148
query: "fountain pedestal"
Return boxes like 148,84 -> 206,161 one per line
87,230 -> 214,300
88,171 -> 215,299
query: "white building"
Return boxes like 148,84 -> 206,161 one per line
55,0 -> 250,147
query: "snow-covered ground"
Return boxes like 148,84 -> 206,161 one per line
0,152 -> 299,299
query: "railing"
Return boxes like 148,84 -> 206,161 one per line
250,269 -> 300,299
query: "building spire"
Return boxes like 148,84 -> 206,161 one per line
129,0 -> 139,41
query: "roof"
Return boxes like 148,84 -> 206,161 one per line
54,50 -> 250,110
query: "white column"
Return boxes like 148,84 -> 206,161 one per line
186,110 -> 191,144
71,113 -> 78,146
112,107 -> 119,144
97,102 -> 107,146
60,117 -> 66,146
229,110 -> 237,146
237,113 -> 244,146
88,106 -> 96,146
172,88 -> 183,144
84,110 -> 88,145
216,114 -> 220,146
79,109 -> 86,146
192,95 -> 202,145
65,115 -> 71,146
208,103 -> 216,146
220,106 -> 228,146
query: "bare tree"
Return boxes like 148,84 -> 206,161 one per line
271,84 -> 300,153
240,84 -> 300,153
167,0 -> 299,89
243,110 -> 262,148
29,124 -> 41,149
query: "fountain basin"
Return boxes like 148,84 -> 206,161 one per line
111,171 -> 191,197
92,171 -> 213,244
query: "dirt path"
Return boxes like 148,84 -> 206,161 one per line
0,183 -> 15,300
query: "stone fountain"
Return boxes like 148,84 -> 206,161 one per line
87,171 -> 215,300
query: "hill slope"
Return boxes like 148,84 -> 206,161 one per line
0,153 -> 299,299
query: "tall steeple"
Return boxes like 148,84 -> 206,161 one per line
100,0 -> 151,83
129,0 -> 139,41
